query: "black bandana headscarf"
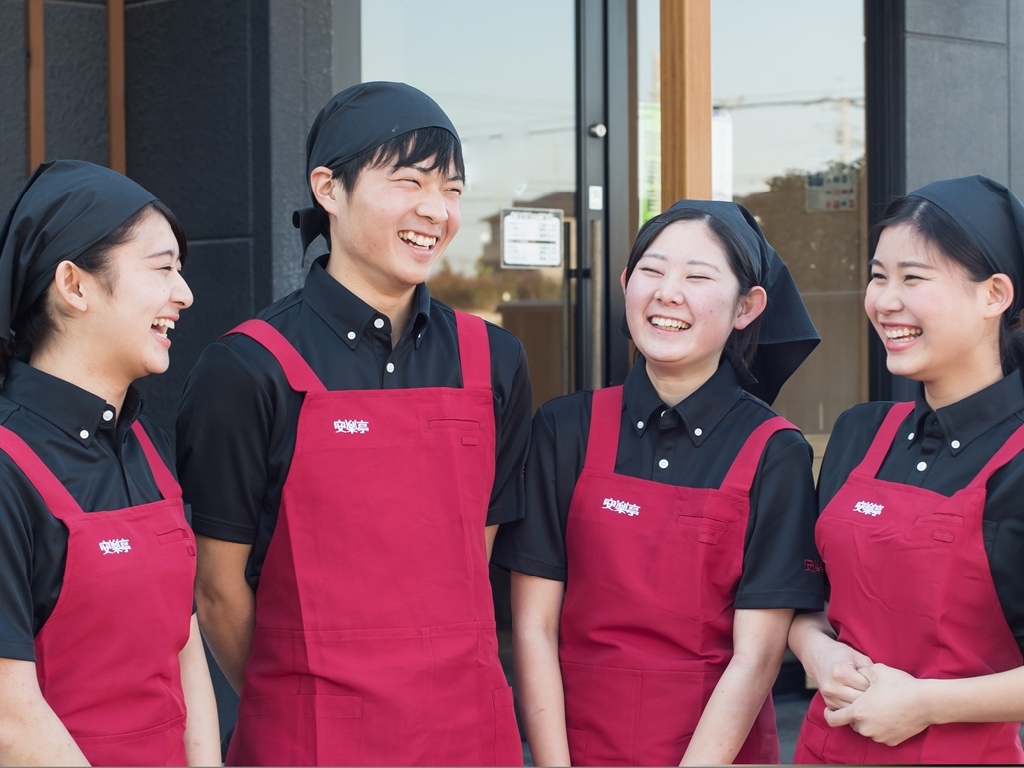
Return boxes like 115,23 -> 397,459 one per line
622,199 -> 820,405
0,160 -> 158,342
293,81 -> 460,254
908,175 -> 1024,322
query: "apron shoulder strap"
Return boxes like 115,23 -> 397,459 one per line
454,311 -> 491,391
0,425 -> 83,519
966,419 -> 1024,490
854,401 -> 915,478
720,415 -> 799,492
131,421 -> 181,500
224,319 -> 327,393
584,386 -> 624,474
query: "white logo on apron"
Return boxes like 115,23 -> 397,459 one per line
334,419 -> 370,434
602,497 -> 640,517
853,500 -> 884,517
98,538 -> 132,554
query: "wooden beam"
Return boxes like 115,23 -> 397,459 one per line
26,0 -> 45,173
107,0 -> 126,173
660,0 -> 712,205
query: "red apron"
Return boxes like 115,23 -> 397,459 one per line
0,421 -> 194,766
794,402 -> 1024,765
224,313 -> 522,766
559,385 -> 794,765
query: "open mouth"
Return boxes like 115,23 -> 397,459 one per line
151,317 -> 175,340
649,316 -> 691,331
398,230 -> 438,250
883,326 -> 921,342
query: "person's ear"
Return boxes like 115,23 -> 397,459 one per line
49,260 -> 90,314
620,267 -> 628,295
734,286 -> 767,330
310,166 -> 341,214
982,273 -> 1014,320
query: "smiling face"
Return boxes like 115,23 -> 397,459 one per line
323,157 -> 463,302
86,208 -> 193,382
866,223 -> 1007,401
622,219 -> 765,394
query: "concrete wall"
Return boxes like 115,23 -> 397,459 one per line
904,0 -> 1024,193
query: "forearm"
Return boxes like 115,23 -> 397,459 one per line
511,572 -> 569,766
788,611 -> 837,683
179,615 -> 221,766
920,666 -> 1024,726
194,536 -> 256,694
0,659 -> 88,766
682,608 -> 792,765
486,524 -> 498,562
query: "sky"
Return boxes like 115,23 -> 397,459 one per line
361,0 -> 864,272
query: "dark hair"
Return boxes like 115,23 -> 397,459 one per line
624,207 -> 762,369
0,200 -> 186,377
330,126 -> 465,192
872,196 -> 1024,375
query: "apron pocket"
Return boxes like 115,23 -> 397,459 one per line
240,692 -> 362,718
491,685 -> 524,765
675,514 -> 730,545
76,713 -> 186,767
234,693 -> 363,765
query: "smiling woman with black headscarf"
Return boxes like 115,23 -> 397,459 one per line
0,160 -> 218,766
790,176 -> 1024,765
493,199 -> 822,765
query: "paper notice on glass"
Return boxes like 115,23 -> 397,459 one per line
806,167 -> 857,212
501,208 -> 564,268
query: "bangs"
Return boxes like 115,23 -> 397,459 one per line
371,126 -> 465,180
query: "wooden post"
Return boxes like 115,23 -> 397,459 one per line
26,0 -> 45,173
660,0 -> 712,204
108,0 -> 127,173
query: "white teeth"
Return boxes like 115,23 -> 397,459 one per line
399,231 -> 437,248
884,327 -> 921,340
153,318 -> 175,338
650,317 -> 690,331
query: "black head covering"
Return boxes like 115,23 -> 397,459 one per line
293,81 -> 460,253
0,159 -> 157,342
622,199 -> 820,405
909,175 -> 1024,322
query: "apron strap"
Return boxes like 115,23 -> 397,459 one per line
225,319 -> 327,393
0,425 -> 83,520
854,401 -> 915,478
584,386 -> 624,474
966,420 -> 1024,490
720,416 -> 799,493
454,311 -> 491,390
131,421 -> 182,500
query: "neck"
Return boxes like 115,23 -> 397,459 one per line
30,340 -> 129,414
644,357 -> 719,407
923,364 -> 1005,410
325,253 -> 417,341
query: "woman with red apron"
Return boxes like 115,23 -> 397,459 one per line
790,176 -> 1024,765
493,199 -> 822,765
0,160 -> 219,765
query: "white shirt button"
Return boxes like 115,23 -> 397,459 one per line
637,420 -> 644,430
908,432 -> 915,440
916,461 -> 927,472
347,331 -> 356,340
79,429 -> 90,440
386,363 -> 395,373
951,440 -> 961,449
660,409 -> 666,417
102,410 -> 114,422
658,458 -> 669,470
694,428 -> 703,437
373,318 -> 385,329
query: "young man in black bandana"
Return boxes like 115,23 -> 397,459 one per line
177,82 -> 530,766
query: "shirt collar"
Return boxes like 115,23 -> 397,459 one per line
910,371 -> 1024,455
623,358 -> 744,446
2,360 -> 142,446
303,255 -> 432,349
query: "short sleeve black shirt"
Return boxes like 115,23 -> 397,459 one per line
176,256 -> 532,591
817,371 -> 1024,655
0,361 -> 177,662
492,360 -> 824,611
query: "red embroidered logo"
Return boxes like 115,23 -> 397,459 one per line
804,559 -> 823,573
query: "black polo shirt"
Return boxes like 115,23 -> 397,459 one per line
817,371 -> 1024,655
176,255 -> 532,592
0,361 -> 177,662
492,360 -> 824,610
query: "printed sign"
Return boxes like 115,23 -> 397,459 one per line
501,208 -> 564,268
